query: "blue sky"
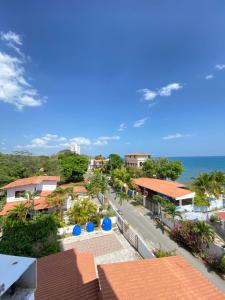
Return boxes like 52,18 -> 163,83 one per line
0,1 -> 225,157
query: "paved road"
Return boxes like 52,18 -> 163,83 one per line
107,189 -> 225,293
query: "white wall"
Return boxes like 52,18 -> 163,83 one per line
6,180 -> 58,202
125,156 -> 148,168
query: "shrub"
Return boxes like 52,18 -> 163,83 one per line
153,248 -> 176,258
219,254 -> 225,274
171,220 -> 214,255
210,214 -> 220,223
0,213 -> 59,258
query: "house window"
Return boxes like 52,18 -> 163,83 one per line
15,191 -> 25,198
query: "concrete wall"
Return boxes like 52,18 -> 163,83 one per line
6,180 -> 58,202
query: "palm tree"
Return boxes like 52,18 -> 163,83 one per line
23,190 -> 38,213
192,171 -> 225,200
193,221 -> 215,245
8,203 -> 29,223
163,203 -> 182,221
67,198 -> 97,225
47,187 -> 68,220
115,189 -> 128,206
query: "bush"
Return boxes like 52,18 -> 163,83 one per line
210,214 -> 220,223
0,213 -> 59,258
171,220 -> 214,255
153,248 -> 176,258
219,254 -> 225,274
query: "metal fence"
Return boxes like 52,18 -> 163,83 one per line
109,200 -> 155,259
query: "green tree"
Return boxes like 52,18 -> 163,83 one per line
115,189 -> 128,206
142,158 -> 183,181
0,213 -> 59,257
107,154 -> 124,171
7,203 -> 30,223
192,171 -> 225,201
86,170 -> 108,196
67,198 -> 98,225
59,152 -> 88,182
193,221 -> 215,246
163,203 -> 182,220
95,155 -> 105,160
111,167 -> 131,188
47,187 -> 69,220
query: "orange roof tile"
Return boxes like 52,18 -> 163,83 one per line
216,211 -> 225,221
133,177 -> 193,199
0,197 -> 52,216
36,249 -> 99,300
73,186 -> 88,193
98,256 -> 225,300
0,176 -> 60,190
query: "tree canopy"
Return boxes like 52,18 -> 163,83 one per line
0,213 -> 59,258
58,151 -> 88,182
142,157 -> 183,181
106,154 -> 124,171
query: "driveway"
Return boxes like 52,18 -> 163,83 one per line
107,189 -> 225,293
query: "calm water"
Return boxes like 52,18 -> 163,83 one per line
168,156 -> 225,182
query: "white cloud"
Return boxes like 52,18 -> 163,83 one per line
159,83 -> 182,96
163,133 -> 191,140
215,64 -> 225,71
1,31 -> 22,46
118,123 -> 126,131
69,137 -> 91,146
0,31 -> 45,109
139,89 -> 157,101
205,74 -> 214,80
0,31 -> 23,56
139,82 -> 182,102
133,118 -> 147,128
16,133 -> 119,150
93,140 -> 108,146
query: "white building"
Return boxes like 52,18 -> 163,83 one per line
0,176 -> 60,216
0,254 -> 36,299
70,143 -> 80,154
125,153 -> 150,168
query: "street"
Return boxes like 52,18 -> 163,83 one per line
107,189 -> 225,293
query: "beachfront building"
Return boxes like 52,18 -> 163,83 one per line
0,176 -> 60,216
125,153 -> 150,168
133,178 -> 195,212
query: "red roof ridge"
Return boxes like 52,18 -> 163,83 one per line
0,176 -> 60,190
133,177 -> 194,199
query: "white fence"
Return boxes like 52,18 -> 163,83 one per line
109,200 -> 155,259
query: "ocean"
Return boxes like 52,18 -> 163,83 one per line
169,156 -> 225,182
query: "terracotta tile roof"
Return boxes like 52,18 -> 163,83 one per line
0,197 -> 52,216
0,176 -> 60,190
98,256 -> 225,300
133,177 -> 194,199
73,186 -> 88,194
216,211 -> 225,221
36,249 -> 99,300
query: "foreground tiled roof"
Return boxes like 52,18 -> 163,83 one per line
0,176 -> 60,190
98,256 -> 225,300
36,249 -> 99,300
216,211 -> 225,221
73,186 -> 88,193
0,196 -> 52,216
133,177 -> 194,199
